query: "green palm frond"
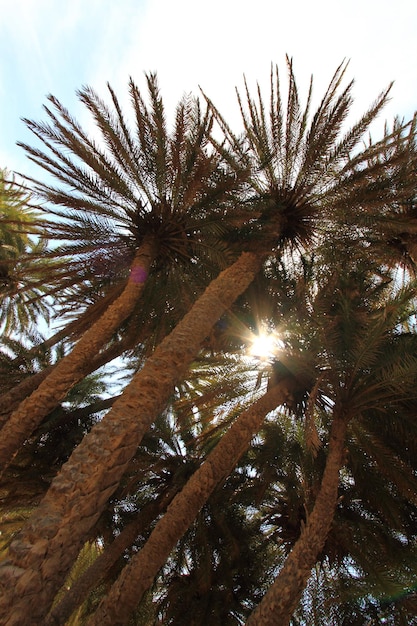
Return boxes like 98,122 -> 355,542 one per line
17,74 -> 247,332
0,172 -> 53,335
205,57 -> 412,260
350,420 -> 417,506
292,553 -> 417,625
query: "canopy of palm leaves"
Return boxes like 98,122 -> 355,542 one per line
1,60 -> 417,626
0,170 -> 51,335
18,75 -> 246,340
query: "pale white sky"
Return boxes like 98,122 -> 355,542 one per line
1,0 -> 416,179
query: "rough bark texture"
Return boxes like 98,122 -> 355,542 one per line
246,414 -> 348,626
0,284 -> 131,423
45,486 -> 179,626
0,251 -> 262,626
0,334 -> 129,429
0,366 -> 54,427
6,279 -> 129,372
0,239 -> 156,472
86,381 -> 296,626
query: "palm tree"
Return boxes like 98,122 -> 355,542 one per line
0,248 -> 264,625
1,60 -> 416,625
0,170 -> 51,336
77,265 -> 317,624
245,258 -> 417,624
83,380 -> 296,625
249,398 -> 417,626
0,74 -> 242,470
45,367 -> 257,626
240,248 -> 417,624
0,237 -> 155,469
285,412 -> 417,626
46,356 -> 275,625
0,368 -> 112,593
60,271 -> 417,626
247,414 -> 347,625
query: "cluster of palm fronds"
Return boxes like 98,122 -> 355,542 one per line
1,59 -> 417,625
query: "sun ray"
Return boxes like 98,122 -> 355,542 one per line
249,328 -> 283,360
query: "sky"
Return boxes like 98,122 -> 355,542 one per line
1,0 -> 416,182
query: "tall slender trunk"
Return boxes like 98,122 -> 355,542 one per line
0,237 -> 157,471
0,251 -> 263,626
0,282 -> 127,419
45,485 -> 180,626
0,366 -> 54,426
86,380 -> 296,626
0,333 -> 130,430
1,281 -> 125,374
34,395 -> 119,437
246,414 -> 348,626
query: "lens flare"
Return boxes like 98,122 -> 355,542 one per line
249,331 -> 282,359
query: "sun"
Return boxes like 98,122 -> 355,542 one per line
249,330 -> 282,360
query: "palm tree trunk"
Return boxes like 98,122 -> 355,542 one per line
246,413 -> 348,626
0,329 -> 134,429
85,380 -> 296,626
0,236 -> 157,472
34,395 -> 119,437
2,282 -> 125,373
45,485 -> 180,626
0,365 -> 54,426
0,251 -> 263,626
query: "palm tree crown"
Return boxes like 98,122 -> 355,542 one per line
1,60 -> 417,626
0,170 -> 51,335
18,74 -> 244,326
207,58 -> 416,263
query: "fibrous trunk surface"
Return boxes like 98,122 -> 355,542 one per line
0,251 -> 262,626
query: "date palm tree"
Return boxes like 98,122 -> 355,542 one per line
45,360 -> 260,625
56,259 -> 417,625
238,248 -> 417,624
246,389 -> 417,626
0,170 -> 51,336
0,74 -> 242,470
84,380 -> 296,626
245,258 -> 417,624
45,354 -> 279,625
1,60 -> 417,625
